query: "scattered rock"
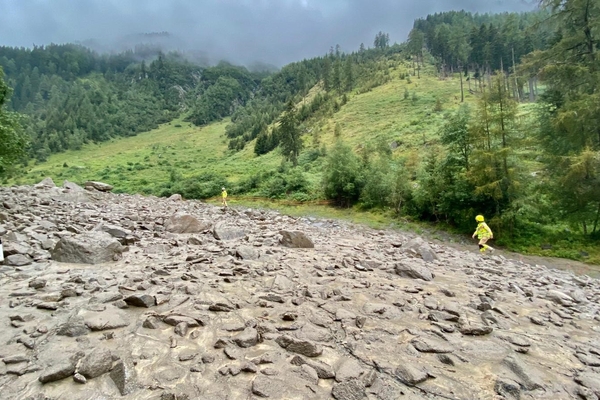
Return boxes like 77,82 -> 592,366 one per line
51,232 -> 124,264
275,335 -> 323,357
110,359 -> 138,395
39,362 -> 76,384
279,230 -> 314,248
78,348 -> 113,379
124,294 -> 155,308
395,262 -> 434,281
232,327 -> 259,348
165,213 -> 212,234
394,364 -> 429,386
332,379 -> 367,400
85,181 -> 113,192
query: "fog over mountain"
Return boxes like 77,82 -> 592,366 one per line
0,0 -> 538,66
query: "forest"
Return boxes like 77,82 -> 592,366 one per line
1,0 -> 598,260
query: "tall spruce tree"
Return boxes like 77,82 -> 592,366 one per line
278,100 -> 302,166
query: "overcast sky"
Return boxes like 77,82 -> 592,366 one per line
0,0 -> 537,66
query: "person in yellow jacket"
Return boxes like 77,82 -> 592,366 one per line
472,214 -> 494,253
221,187 -> 228,208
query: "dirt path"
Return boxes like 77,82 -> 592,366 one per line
430,236 -> 600,278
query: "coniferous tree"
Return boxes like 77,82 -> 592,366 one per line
278,100 -> 302,166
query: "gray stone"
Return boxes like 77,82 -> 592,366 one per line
63,180 -> 84,191
3,355 -> 29,364
73,373 -> 87,384
279,230 -> 314,248
290,355 -> 335,379
395,262 -> 434,281
163,314 -> 203,327
39,362 -> 76,384
232,327 -> 259,348
165,213 -> 212,234
213,224 -> 246,240
143,316 -> 161,329
95,224 -> 132,239
174,322 -> 188,337
252,374 -> 276,397
575,372 -> 600,394
29,278 -> 47,289
459,324 -> 493,336
403,237 -> 439,262
124,294 -> 155,308
78,348 -> 113,379
275,335 -> 322,357
4,254 -> 32,266
236,245 -> 259,260
51,232 -> 124,264
35,177 -> 56,188
85,181 -> 113,192
394,364 -> 428,386
2,241 -> 32,256
503,355 -> 544,391
110,359 -> 138,395
411,337 -> 454,353
84,309 -> 130,331
297,364 -> 319,385
57,317 -> 90,337
495,377 -> 521,399
332,379 -> 367,400
335,358 -> 364,382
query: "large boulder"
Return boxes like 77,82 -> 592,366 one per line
77,348 -> 113,379
63,180 -> 84,191
51,232 -> 124,264
165,213 -> 212,234
85,181 -> 113,192
34,177 -> 56,189
110,359 -> 138,395
402,237 -> 439,262
4,254 -> 32,266
394,262 -> 434,281
279,230 -> 314,248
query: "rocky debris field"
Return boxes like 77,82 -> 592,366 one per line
1,178 -> 600,400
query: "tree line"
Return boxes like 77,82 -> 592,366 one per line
0,44 -> 265,162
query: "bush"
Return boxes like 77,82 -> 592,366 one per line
161,172 -> 227,199
322,141 -> 363,207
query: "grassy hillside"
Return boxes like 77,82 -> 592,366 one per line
12,63 -> 470,193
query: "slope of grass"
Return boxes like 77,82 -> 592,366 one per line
14,63 -> 474,193
12,119 -> 281,194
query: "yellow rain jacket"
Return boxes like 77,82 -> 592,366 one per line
222,190 -> 227,199
474,222 -> 493,239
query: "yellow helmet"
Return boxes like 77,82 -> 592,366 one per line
475,215 -> 485,222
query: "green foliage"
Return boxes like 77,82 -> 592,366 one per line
188,76 -> 243,125
260,167 -> 311,199
160,172 -> 227,199
322,140 -> 363,207
374,32 -> 390,50
411,10 -> 554,72
0,67 -> 27,175
527,0 -> 600,236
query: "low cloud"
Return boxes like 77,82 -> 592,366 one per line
0,0 -> 538,66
